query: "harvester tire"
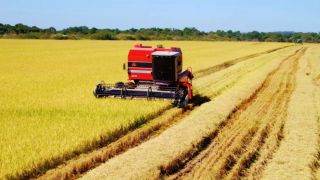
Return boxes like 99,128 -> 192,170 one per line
174,86 -> 189,108
177,96 -> 188,108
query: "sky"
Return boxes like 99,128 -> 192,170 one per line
0,0 -> 319,32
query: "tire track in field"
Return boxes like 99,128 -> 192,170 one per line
34,45 -> 292,180
168,48 -> 306,180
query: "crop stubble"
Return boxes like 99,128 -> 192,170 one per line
262,46 -> 320,180
169,48 -> 306,180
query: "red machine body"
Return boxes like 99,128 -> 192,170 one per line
127,44 -> 183,81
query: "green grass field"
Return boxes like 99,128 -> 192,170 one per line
0,40 -> 290,178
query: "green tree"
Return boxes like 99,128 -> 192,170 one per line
91,31 -> 117,40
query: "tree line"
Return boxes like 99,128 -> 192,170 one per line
1,23 -> 319,43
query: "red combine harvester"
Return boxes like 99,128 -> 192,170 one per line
93,44 -> 193,107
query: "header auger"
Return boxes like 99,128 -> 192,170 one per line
93,44 -> 194,107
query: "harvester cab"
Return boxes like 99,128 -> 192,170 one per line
93,44 -> 193,107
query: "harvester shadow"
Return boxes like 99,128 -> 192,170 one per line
180,94 -> 211,112
190,94 -> 211,106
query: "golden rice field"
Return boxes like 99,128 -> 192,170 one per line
0,39 -> 319,180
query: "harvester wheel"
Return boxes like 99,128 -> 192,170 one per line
173,86 -> 189,108
179,97 -> 189,108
